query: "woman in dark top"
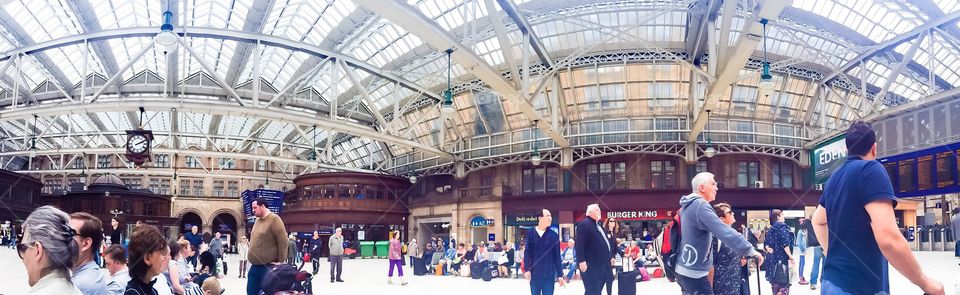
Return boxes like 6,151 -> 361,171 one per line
603,218 -> 622,295
763,209 -> 794,295
711,203 -> 747,295
125,225 -> 168,295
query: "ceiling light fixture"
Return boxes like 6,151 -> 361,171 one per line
758,18 -> 774,97
441,48 -> 455,115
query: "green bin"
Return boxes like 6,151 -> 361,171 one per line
359,241 -> 376,258
375,241 -> 390,258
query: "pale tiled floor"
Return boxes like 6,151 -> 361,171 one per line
1,247 -> 957,294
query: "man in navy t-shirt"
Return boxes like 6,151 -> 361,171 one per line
811,121 -> 943,295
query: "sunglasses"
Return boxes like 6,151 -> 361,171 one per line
17,241 -> 36,260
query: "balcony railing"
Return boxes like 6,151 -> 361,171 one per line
286,198 -> 403,212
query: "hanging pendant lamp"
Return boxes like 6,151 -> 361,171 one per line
441,48 -> 455,115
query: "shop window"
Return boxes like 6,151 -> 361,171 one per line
523,165 -> 559,194
772,161 -> 794,188
192,180 -> 204,196
179,180 -> 190,196
650,160 -> 676,189
218,158 -> 235,169
737,161 -> 760,188
143,202 -> 156,216
97,155 -> 111,168
213,180 -> 224,197
155,155 -> 169,167
258,160 -> 268,171
227,181 -> 239,197
185,156 -> 200,168
695,160 -> 708,174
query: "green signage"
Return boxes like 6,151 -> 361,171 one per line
810,135 -> 847,184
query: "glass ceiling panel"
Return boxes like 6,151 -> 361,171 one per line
107,37 -> 165,81
183,0 -> 252,31
181,38 -> 239,81
792,0 -> 921,43
143,111 -> 170,133
41,43 -> 105,85
89,0 -> 161,30
1,54 -> 46,90
2,0 -> 82,45
217,116 -> 254,138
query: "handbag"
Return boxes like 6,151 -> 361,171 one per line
497,254 -> 509,264
770,260 -> 791,285
302,253 -> 311,263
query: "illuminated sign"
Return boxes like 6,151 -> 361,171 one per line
811,135 -> 847,184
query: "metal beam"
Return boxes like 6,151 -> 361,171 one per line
360,0 -> 569,147
223,0 -> 275,88
870,31 -> 925,115
688,0 -> 789,142
685,0 -> 720,65
495,0 -> 554,68
0,26 -> 442,103
819,9 -> 960,84
339,59 -> 390,131
0,99 -> 454,159
0,9 -> 75,96
65,0 -> 123,94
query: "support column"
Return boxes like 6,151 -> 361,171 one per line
560,147 -> 573,169
456,161 -> 466,179
684,142 -> 698,164
798,149 -> 810,168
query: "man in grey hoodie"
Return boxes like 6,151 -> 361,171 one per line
676,172 -> 764,294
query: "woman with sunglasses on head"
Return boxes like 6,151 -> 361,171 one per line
711,203 -> 749,295
19,205 -> 83,295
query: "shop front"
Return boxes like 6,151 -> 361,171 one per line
504,212 -> 558,246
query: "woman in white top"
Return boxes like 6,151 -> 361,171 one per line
237,236 -> 249,279
19,206 -> 83,295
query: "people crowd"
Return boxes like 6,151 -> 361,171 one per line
9,122 -> 952,295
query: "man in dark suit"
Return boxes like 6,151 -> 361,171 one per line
575,204 -> 614,295
524,209 -> 566,295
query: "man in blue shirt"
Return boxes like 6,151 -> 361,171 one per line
812,121 -> 943,295
524,209 -> 566,295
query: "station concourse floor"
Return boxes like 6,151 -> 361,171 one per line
0,247 -> 957,294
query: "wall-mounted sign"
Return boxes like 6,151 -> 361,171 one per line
488,233 -> 495,241
358,231 -> 365,241
605,209 -> 672,221
470,216 -> 489,227
811,135 -> 847,184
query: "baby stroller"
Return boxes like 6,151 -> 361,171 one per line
261,264 -> 313,295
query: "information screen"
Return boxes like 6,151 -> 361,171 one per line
898,160 -> 914,193
811,135 -> 846,184
918,155 -> 932,190
936,152 -> 953,188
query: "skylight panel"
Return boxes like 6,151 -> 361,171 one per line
3,0 -> 82,44
90,0 -> 160,30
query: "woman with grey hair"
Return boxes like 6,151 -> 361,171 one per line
19,205 -> 83,295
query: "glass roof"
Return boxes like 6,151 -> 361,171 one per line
0,0 -> 958,172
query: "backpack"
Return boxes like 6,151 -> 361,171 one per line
660,201 -> 693,282
261,263 -> 310,294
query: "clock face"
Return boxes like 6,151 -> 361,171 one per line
127,134 -> 149,154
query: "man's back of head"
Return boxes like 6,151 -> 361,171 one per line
845,121 -> 876,158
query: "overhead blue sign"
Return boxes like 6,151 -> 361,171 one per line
470,216 -> 488,227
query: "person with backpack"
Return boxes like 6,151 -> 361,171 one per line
812,121 -> 944,295
674,172 -> 763,295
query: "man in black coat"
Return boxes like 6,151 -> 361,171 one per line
524,209 -> 566,295
575,204 -> 614,295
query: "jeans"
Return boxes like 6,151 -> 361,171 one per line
798,247 -> 806,279
564,262 -> 577,280
809,246 -> 824,285
246,264 -> 268,295
388,259 -> 404,277
409,256 -> 417,268
676,274 -> 714,295
530,276 -> 555,295
955,241 -> 960,257
239,260 -> 247,277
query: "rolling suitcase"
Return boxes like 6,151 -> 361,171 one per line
412,257 -> 428,276
617,270 -> 637,295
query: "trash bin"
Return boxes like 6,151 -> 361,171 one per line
360,241 -> 376,258
375,241 -> 390,258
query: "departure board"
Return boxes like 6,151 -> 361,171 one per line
878,142 -> 959,198
937,152 -> 953,188
898,160 -> 915,193
917,155 -> 932,190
